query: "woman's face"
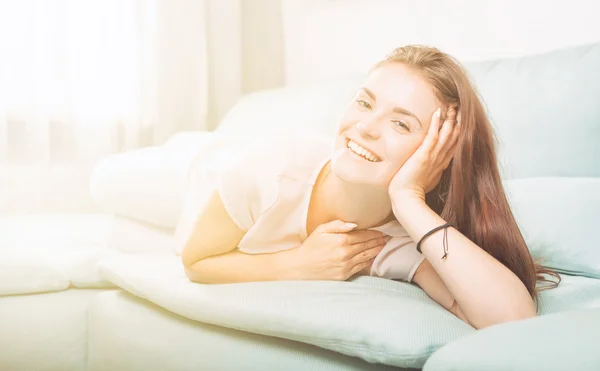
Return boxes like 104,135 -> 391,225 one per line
331,62 -> 441,187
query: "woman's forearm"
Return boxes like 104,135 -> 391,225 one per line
392,194 -> 536,329
184,249 -> 300,284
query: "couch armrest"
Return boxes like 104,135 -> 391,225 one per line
423,308 -> 600,371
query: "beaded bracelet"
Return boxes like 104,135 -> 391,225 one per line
416,222 -> 452,259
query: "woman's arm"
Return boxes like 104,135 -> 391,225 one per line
411,259 -> 471,325
181,189 -> 298,284
393,195 -> 536,329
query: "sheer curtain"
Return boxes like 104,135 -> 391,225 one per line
0,0 -> 208,213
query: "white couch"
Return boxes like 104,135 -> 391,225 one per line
2,42 -> 600,371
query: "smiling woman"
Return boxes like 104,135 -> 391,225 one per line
181,45 -> 560,330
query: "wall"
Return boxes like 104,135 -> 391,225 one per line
281,0 -> 600,85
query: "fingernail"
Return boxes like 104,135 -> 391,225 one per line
344,223 -> 358,229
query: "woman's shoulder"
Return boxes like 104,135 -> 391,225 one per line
216,130 -> 330,231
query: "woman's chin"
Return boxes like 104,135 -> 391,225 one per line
330,159 -> 386,186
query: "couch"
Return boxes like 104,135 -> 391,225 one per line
1,41 -> 599,371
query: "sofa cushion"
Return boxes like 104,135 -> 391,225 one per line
215,76 -> 364,140
0,245 -> 117,296
88,290 -> 400,371
423,307 -> 600,371
98,255 -> 600,368
465,42 -> 600,179
505,177 -> 600,279
0,289 -> 107,371
0,214 -> 118,295
98,254 -> 474,369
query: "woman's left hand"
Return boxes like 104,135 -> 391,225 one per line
389,106 -> 461,202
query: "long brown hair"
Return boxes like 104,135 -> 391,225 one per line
377,45 -> 560,305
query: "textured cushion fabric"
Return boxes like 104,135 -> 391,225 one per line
0,289 -> 107,371
97,256 -> 600,369
423,275 -> 600,370
534,274 -> 600,314
423,307 -> 600,371
88,290 -> 405,371
98,254 -> 474,369
504,177 -> 600,279
464,42 -> 600,179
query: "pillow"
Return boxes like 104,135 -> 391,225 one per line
98,254 -> 474,369
504,177 -> 600,279
464,42 -> 600,179
423,307 -> 600,371
215,75 -> 364,138
90,131 -> 217,229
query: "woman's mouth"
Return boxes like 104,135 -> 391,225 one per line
346,139 -> 381,162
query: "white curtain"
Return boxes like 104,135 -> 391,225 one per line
0,0 -> 208,213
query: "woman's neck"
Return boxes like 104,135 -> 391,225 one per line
316,163 -> 395,230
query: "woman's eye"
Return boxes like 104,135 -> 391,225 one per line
356,99 -> 372,110
392,120 -> 410,131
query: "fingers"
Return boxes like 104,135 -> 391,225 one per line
431,105 -> 461,162
350,244 -> 385,264
347,235 -> 389,257
345,229 -> 389,245
437,106 -> 457,148
421,107 -> 443,153
316,220 -> 358,234
347,258 -> 375,279
346,245 -> 384,278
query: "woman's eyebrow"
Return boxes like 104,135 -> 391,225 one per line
360,87 -> 423,128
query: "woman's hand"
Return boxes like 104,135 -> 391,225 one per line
290,220 -> 390,281
389,106 -> 461,202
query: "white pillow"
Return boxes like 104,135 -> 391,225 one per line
90,132 -> 217,229
98,254 -> 474,369
215,75 -> 364,138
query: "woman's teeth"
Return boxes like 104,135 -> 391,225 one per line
347,140 -> 380,162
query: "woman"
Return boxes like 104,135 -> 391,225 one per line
181,45 -> 559,330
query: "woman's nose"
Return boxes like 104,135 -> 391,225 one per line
357,119 -> 380,140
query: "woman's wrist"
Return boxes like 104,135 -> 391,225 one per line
275,246 -> 308,280
390,191 -> 428,223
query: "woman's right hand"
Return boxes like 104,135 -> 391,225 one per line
289,220 -> 391,281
